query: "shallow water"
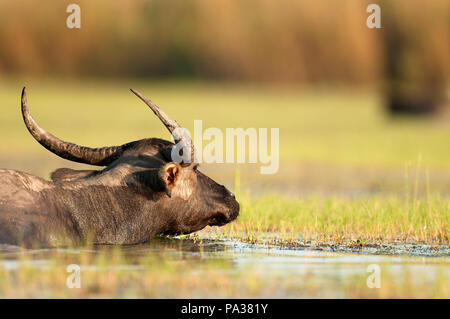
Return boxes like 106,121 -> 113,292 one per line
0,238 -> 449,298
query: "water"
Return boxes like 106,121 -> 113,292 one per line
0,238 -> 448,298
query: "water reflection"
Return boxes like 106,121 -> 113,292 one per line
1,238 -> 448,279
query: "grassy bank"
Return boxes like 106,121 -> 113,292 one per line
211,158 -> 448,246
211,193 -> 449,245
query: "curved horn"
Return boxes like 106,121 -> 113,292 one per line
130,89 -> 196,163
21,87 -> 129,166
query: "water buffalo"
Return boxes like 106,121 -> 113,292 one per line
0,88 -> 239,247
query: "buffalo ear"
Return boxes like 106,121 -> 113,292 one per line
158,163 -> 182,198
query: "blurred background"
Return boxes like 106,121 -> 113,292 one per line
0,0 -> 449,195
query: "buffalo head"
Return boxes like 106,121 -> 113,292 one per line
0,87 -> 239,247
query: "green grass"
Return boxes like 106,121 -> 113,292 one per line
0,78 -> 449,169
211,193 -> 449,245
